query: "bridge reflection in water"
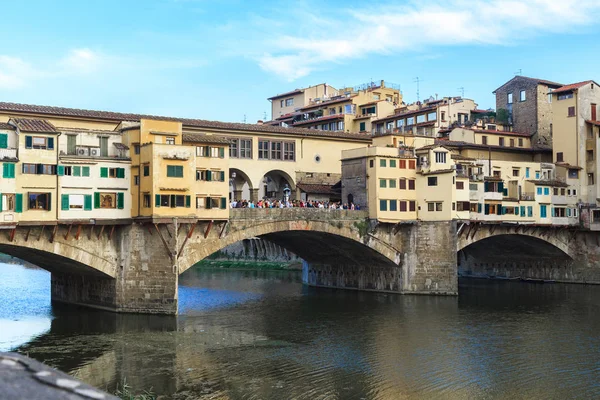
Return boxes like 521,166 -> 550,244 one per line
9,267 -> 600,399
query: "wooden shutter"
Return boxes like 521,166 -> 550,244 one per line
94,192 -> 100,209
61,194 -> 69,211
47,137 -> 54,150
82,166 -> 90,177
206,170 -> 212,181
73,166 -> 81,176
15,193 -> 22,213
0,134 -> 7,149
2,164 -> 8,178
117,192 -> 124,209
118,168 -> 125,178
185,195 -> 191,208
219,147 -> 225,158
84,195 -> 92,211
57,165 -> 64,176
100,167 -> 108,178
25,136 -> 32,149
155,194 -> 161,207
220,197 -> 226,209
170,194 -> 176,208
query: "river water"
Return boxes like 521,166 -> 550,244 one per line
2,262 -> 600,399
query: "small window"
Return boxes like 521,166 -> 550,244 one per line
568,106 -> 575,117
434,152 -> 446,163
499,137 -> 505,146
166,137 -> 176,145
510,138 -> 515,147
481,136 -> 487,145
380,159 -> 386,167
456,181 -> 464,190
143,165 -> 150,176
588,173 -> 595,185
408,179 -> 415,190
380,179 -> 387,188
512,169 -> 520,177
399,179 -> 406,189
557,152 -> 564,162
143,194 -> 151,208
98,192 -> 117,209
587,150 -> 594,161
28,193 -> 51,211
399,160 -> 406,169
389,200 -> 397,212
369,160 -> 374,168
436,202 -> 442,211
518,138 -> 523,147
389,179 -> 396,188
428,202 -> 435,212
379,199 -> 387,211
134,144 -> 140,154
507,93 -> 513,104
167,165 -> 184,178
134,175 -> 140,185
428,177 -> 438,186
568,169 -> 579,179
520,90 -> 526,102
285,98 -> 294,107
390,160 -> 397,168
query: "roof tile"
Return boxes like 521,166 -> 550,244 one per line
11,118 -> 56,133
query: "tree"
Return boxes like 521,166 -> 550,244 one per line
496,108 -> 509,124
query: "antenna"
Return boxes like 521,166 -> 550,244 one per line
458,87 -> 465,97
263,111 -> 267,120
243,114 -> 247,124
515,69 -> 522,76
413,77 -> 424,102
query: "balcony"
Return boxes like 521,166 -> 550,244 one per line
0,148 -> 17,160
483,191 -> 503,201
520,192 -> 535,201
456,170 -> 469,178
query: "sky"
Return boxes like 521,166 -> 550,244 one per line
1,0 -> 600,123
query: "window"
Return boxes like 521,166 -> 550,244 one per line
102,167 -> 125,178
434,152 -> 446,163
134,144 -> 140,155
229,138 -> 252,158
510,139 -> 515,147
441,112 -> 446,121
143,194 -> 151,208
362,106 -> 376,115
196,169 -> 224,181
389,179 -> 396,188
379,200 -> 387,211
166,137 -> 175,145
280,100 -> 284,107
520,90 -> 526,102
2,194 -> 15,211
399,201 -> 407,212
457,201 -> 470,211
99,137 -> 108,157
547,89 -> 553,103
409,201 -> 416,211
568,169 -> 579,179
407,117 -> 415,126
399,179 -> 407,189
540,205 -> 547,218
553,188 -> 559,196
28,193 -> 51,211
558,93 -> 573,101
537,187 -> 543,195
568,106 -> 576,117
285,98 -> 294,107
518,138 -> 523,147
359,122 -> 366,132
380,179 -> 387,188
428,177 -> 438,186
428,202 -> 434,212
390,160 -> 397,168
481,136 -> 487,145
456,181 -> 464,190
134,175 -> 140,185
196,196 -> 206,209
396,119 -> 404,128
284,142 -> 295,161
67,135 -> 76,155
62,194 -> 89,210
22,164 -> 56,175
427,112 -> 437,121
389,200 -> 397,211
408,179 -> 415,190
2,163 -> 15,178
499,137 -> 505,146
588,150 -> 594,161
380,159 -> 386,167
143,165 -> 150,176
399,160 -> 406,169
95,192 -> 117,209
416,115 -> 426,123
544,187 -> 550,195
507,93 -> 513,104
369,160 -> 374,168
512,169 -> 520,177
589,173 -> 595,185
557,152 -> 563,162
167,165 -> 184,178
408,160 -> 416,169
25,136 -> 54,150
22,163 -> 36,174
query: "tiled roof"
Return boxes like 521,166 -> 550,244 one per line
0,102 -> 370,141
11,118 -> 57,133
586,120 -> 600,127
113,142 -> 129,150
0,122 -> 14,130
492,76 -> 564,93
296,183 -> 339,195
300,96 -> 354,110
434,140 -> 550,153
527,179 -> 569,188
473,129 -> 531,137
553,81 -> 595,94
267,89 -> 304,100
372,105 -> 437,123
293,114 -> 344,126
182,133 -> 231,145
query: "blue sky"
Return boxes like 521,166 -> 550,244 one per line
1,0 -> 599,123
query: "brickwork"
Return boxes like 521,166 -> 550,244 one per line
341,157 -> 368,207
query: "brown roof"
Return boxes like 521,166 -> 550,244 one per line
293,114 -> 344,126
419,168 -> 455,176
11,118 -> 57,133
372,105 -> 437,123
586,120 -> 600,127
182,133 -> 231,145
267,89 -> 304,100
527,179 -> 569,188
300,96 -> 354,110
113,142 -> 129,150
473,129 -> 531,137
0,122 -> 14,130
553,80 -> 595,94
0,102 -> 370,142
434,139 -> 550,153
296,183 -> 339,195
492,76 -> 564,93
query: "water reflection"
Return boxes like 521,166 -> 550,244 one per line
2,263 -> 600,399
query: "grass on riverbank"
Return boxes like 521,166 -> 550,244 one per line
194,259 -> 301,271
114,379 -> 156,400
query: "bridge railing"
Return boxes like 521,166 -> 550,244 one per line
230,208 -> 368,221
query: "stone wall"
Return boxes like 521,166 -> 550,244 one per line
341,157 -> 367,207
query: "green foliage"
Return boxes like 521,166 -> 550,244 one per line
353,219 -> 369,238
114,379 -> 155,400
496,108 -> 509,124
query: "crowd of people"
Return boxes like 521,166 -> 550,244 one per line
230,199 -> 361,210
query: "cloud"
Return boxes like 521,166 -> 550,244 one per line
0,56 -> 41,89
60,48 -> 102,74
256,0 -> 600,80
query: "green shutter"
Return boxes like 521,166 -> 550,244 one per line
219,147 -> 225,158
61,194 -> 69,211
178,166 -> 183,177
155,194 -> 160,207
484,204 -> 490,215
206,197 -> 212,209
47,193 -> 51,211
477,203 -> 482,213
167,165 -> 172,177
15,193 -> 22,213
498,182 -> 504,193
185,195 -> 191,208
0,134 -> 7,149
57,165 -> 64,176
82,166 -> 90,177
206,170 -> 212,181
47,137 -> 54,150
2,163 -> 8,178
484,182 -> 489,192
497,205 -> 502,215
25,136 -> 32,149
117,168 -> 125,178
100,167 -> 108,178
220,171 -> 225,181
94,192 -> 100,208
84,195 -> 92,211
117,192 -> 124,209
220,197 -> 226,209
73,166 -> 81,176
170,194 -> 176,208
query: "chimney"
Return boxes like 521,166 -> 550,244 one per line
380,80 -> 385,88
257,120 -> 263,125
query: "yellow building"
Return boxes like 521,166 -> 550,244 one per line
0,122 -> 19,226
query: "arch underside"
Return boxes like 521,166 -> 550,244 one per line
459,234 -> 572,261
0,244 -> 114,278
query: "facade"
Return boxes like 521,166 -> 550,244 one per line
268,83 -> 337,121
371,97 -> 478,138
493,76 -> 563,146
0,123 -> 19,224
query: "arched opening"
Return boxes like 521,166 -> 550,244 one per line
458,234 -> 573,281
229,168 -> 254,202
260,169 -> 295,201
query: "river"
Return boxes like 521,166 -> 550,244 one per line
2,261 -> 600,399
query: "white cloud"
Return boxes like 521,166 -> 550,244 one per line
257,0 -> 600,80
0,56 -> 41,89
60,48 -> 102,74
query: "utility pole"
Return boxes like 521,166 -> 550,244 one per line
413,77 -> 423,102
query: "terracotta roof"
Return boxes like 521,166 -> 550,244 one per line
586,120 -> 600,127
113,142 -> 129,150
553,80 -> 595,94
0,102 -> 370,142
419,168 -> 455,176
0,122 -> 14,130
11,118 -> 57,133
292,114 -> 344,126
300,96 -> 354,110
372,105 -> 437,123
435,140 -> 550,153
527,179 -> 569,188
473,129 -> 531,137
296,183 -> 339,195
554,162 -> 582,170
492,76 -> 564,93
182,133 -> 231,145
267,89 -> 304,100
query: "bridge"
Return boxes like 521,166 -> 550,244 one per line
1,210 -> 600,314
